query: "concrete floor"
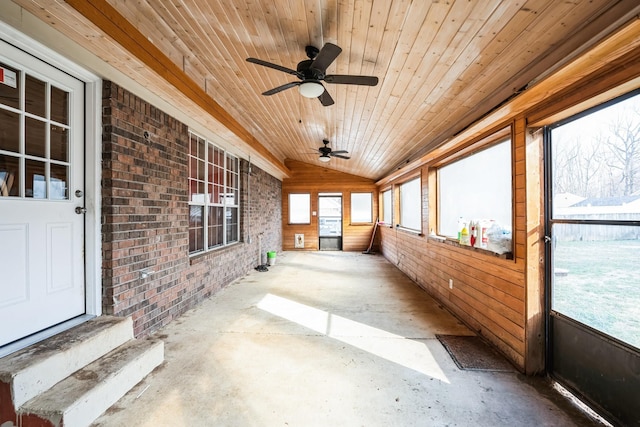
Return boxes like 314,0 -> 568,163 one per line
92,251 -> 606,427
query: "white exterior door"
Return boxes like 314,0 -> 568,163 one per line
0,40 -> 85,347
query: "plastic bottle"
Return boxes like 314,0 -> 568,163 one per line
457,217 -> 464,241
470,220 -> 477,247
479,220 -> 489,249
460,222 -> 470,246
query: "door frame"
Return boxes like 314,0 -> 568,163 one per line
0,22 -> 102,349
318,193 -> 343,250
542,96 -> 640,426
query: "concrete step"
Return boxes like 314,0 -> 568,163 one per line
0,316 -> 133,410
20,338 -> 164,427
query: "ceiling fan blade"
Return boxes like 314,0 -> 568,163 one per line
246,58 -> 301,77
310,43 -> 342,73
262,82 -> 301,96
330,150 -> 349,154
331,153 -> 351,160
324,75 -> 379,86
318,89 -> 334,106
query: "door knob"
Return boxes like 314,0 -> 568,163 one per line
75,206 -> 87,214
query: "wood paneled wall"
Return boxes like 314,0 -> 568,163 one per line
378,37 -> 640,373
282,159 -> 378,251
379,145 -> 528,370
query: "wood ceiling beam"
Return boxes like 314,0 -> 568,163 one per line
64,0 -> 290,177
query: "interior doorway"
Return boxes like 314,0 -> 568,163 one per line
318,194 -> 342,250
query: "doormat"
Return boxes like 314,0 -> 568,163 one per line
436,335 -> 515,372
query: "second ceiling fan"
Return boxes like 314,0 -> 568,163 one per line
247,43 -> 378,106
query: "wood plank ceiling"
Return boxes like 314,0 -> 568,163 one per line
10,0 -> 640,180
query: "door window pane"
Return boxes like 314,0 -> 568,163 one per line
25,159 -> 46,199
50,125 -> 68,162
0,154 -> 20,197
289,193 -> 310,224
552,93 -> 640,211
351,192 -> 372,223
25,117 -> 46,158
50,164 -> 68,200
50,85 -> 69,125
0,62 -> 20,109
319,196 -> 342,237
552,224 -> 640,349
25,74 -> 45,117
0,109 -> 20,153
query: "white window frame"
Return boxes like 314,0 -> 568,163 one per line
188,131 -> 239,255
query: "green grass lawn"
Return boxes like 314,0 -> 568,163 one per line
553,239 -> 640,350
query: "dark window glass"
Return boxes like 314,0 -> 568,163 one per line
25,159 -> 46,199
25,74 -> 45,117
50,164 -> 68,200
208,206 -> 224,248
50,85 -> 69,125
0,109 -> 20,153
226,207 -> 238,243
0,62 -> 20,109
25,117 -> 46,158
0,154 -> 20,197
189,205 -> 204,253
50,124 -> 68,162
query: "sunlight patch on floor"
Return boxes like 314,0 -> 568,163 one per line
257,293 -> 449,383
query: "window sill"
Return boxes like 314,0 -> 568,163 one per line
427,235 -> 513,260
395,225 -> 424,236
189,241 -> 242,265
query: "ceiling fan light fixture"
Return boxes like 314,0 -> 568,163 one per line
318,155 -> 331,163
299,81 -> 324,98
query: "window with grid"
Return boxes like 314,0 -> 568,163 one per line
188,132 -> 239,254
0,62 -> 71,200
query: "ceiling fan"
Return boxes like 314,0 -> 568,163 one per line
246,43 -> 378,106
316,139 -> 350,162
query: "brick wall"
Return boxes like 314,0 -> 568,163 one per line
102,81 -> 282,337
